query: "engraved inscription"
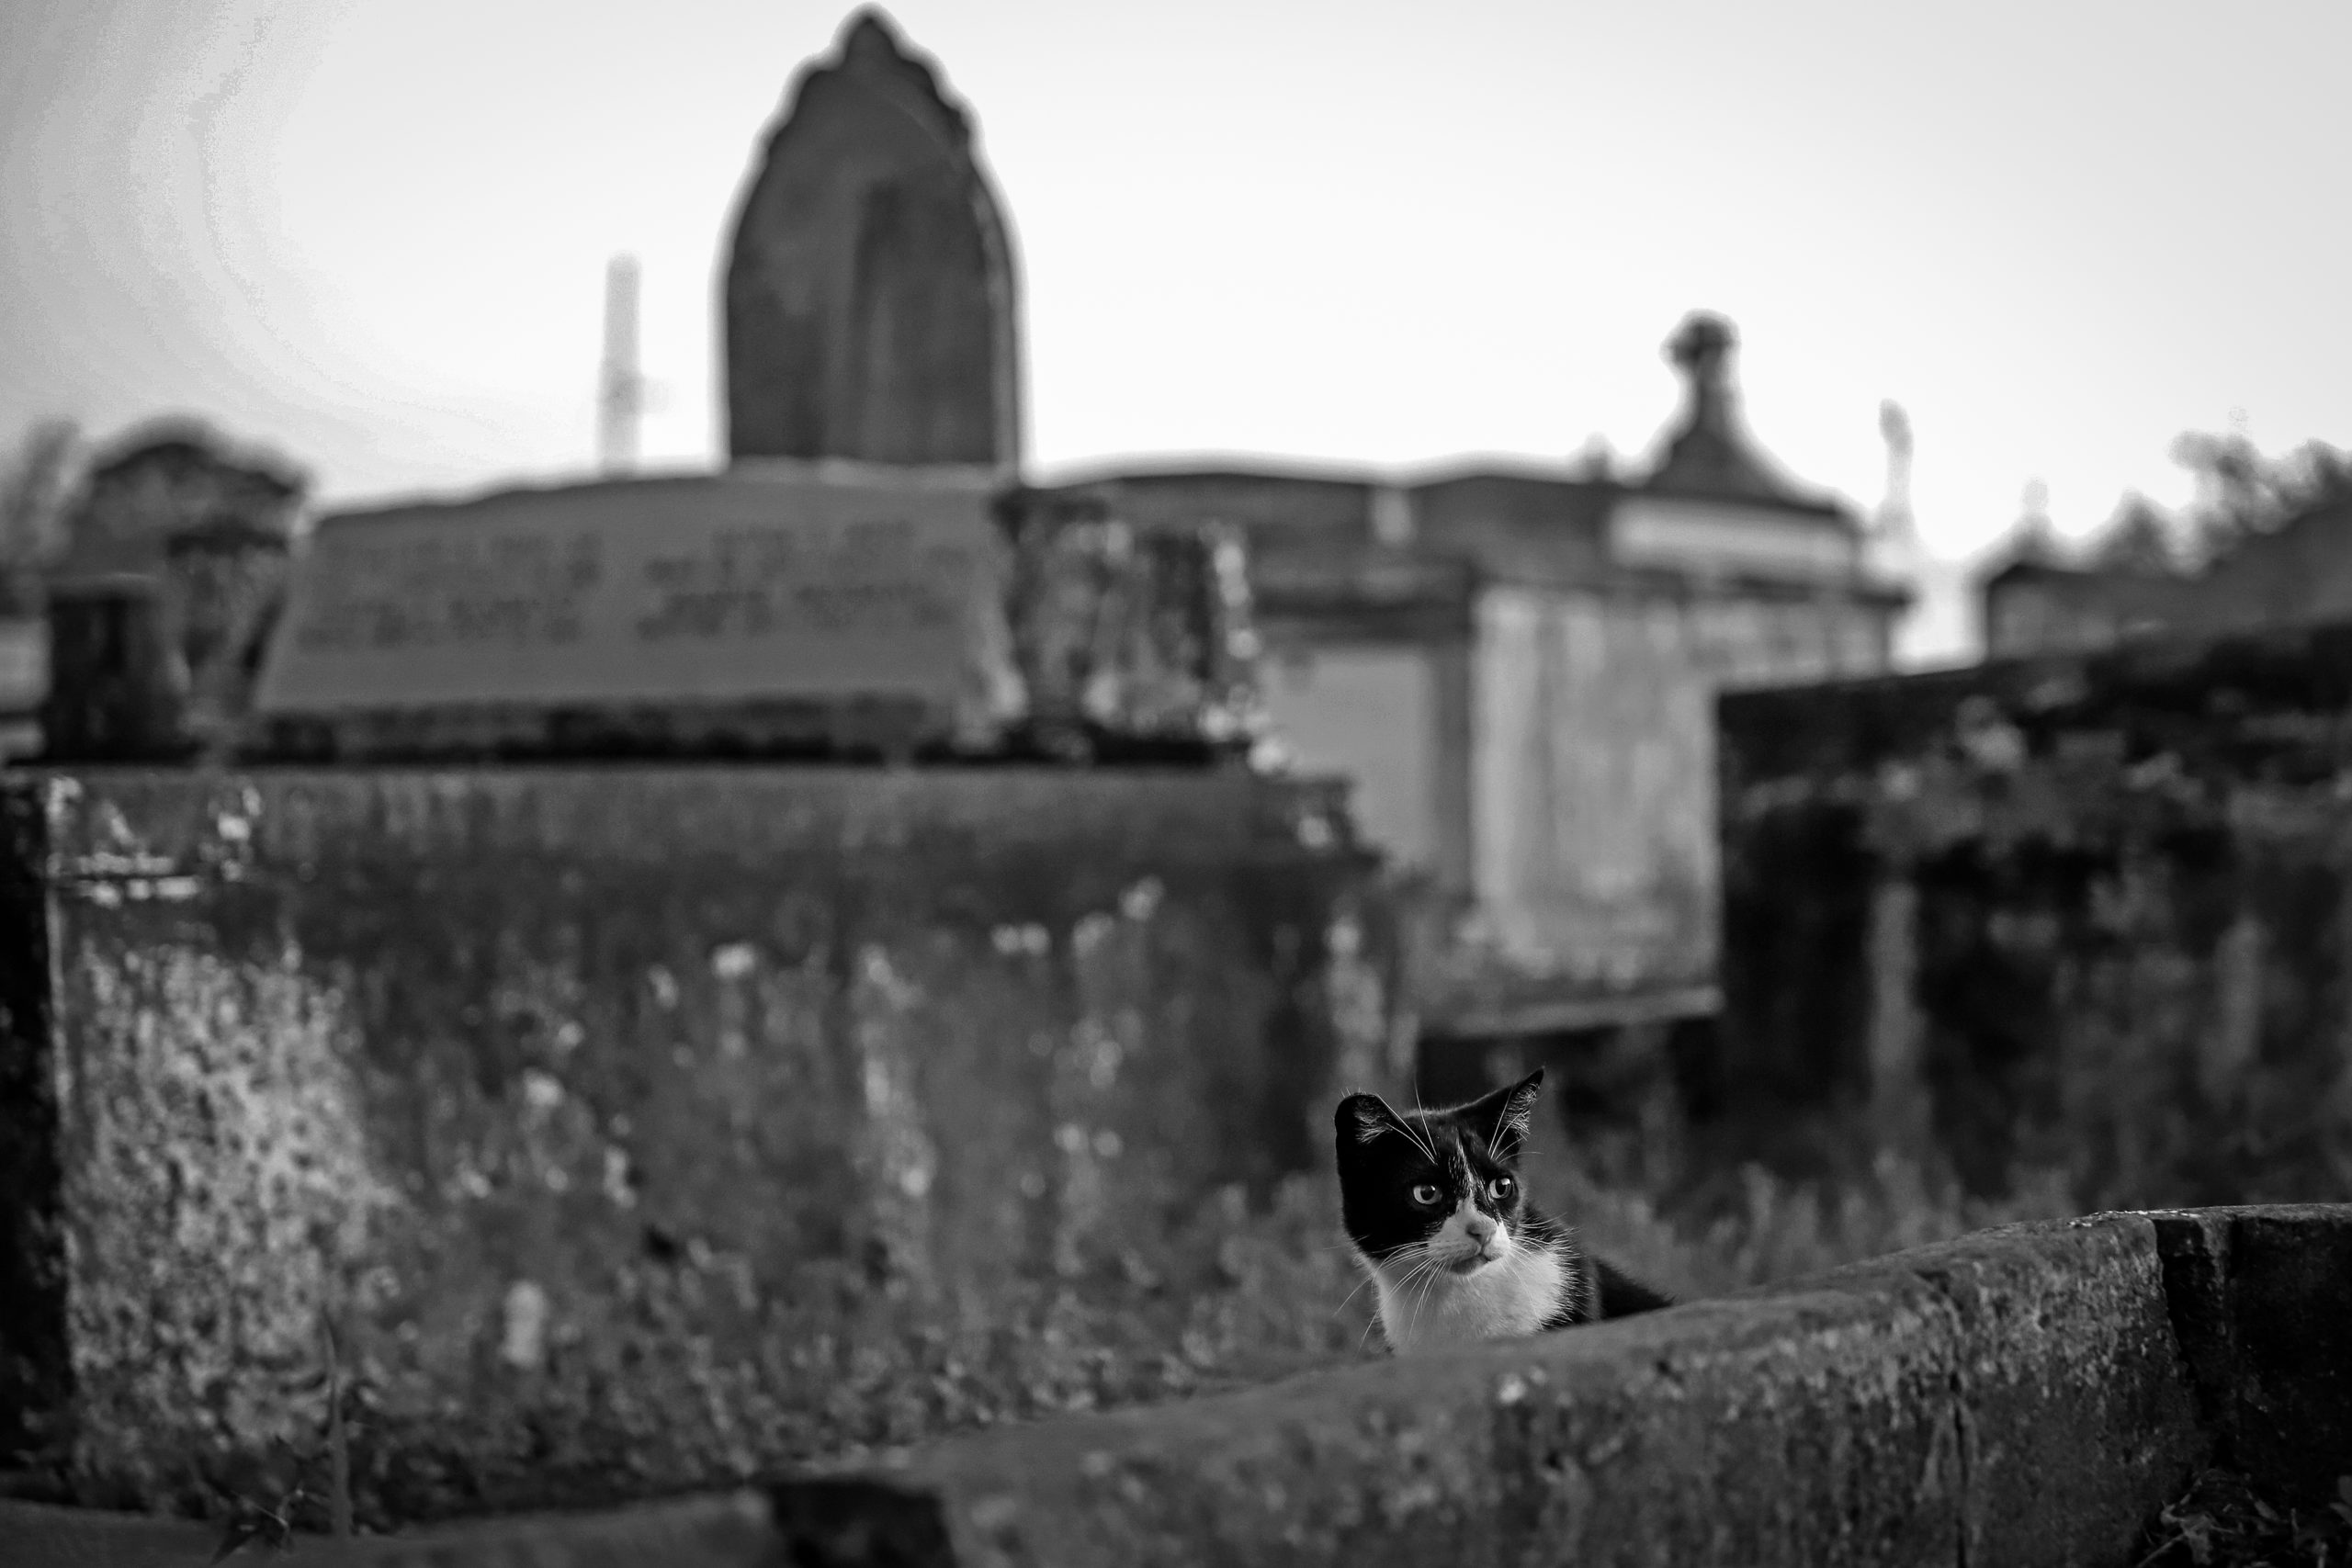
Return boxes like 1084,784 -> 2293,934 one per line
255,473 -> 1007,721
291,515 -> 973,657
294,532 -> 603,652
633,518 -> 968,642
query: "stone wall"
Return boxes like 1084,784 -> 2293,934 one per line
17,1204 -> 2349,1567
1718,619 -> 2352,1201
0,765 -> 1398,1523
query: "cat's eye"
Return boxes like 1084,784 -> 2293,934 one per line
1408,1182 -> 1442,1206
1487,1175 -> 1516,1201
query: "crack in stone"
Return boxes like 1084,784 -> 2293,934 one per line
2149,1211 -> 2237,1474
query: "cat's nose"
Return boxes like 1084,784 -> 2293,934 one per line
1464,1213 -> 1497,1241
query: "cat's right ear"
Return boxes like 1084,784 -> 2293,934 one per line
1464,1069 -> 1545,1163
1335,1092 -> 1406,1149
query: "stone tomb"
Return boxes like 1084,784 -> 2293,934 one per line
248,463 -> 1019,761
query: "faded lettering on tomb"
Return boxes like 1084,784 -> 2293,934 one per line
254,471 -> 1002,716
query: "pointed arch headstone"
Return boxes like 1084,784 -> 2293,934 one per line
722,10 -> 1023,474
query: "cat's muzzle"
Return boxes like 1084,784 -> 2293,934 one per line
1447,1241 -> 1506,1275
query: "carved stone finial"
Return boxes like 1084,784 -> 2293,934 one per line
1667,311 -> 1736,389
1663,312 -> 1738,457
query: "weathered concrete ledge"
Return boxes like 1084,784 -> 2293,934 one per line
14,1204 -> 2346,1567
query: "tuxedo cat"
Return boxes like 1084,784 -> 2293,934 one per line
1335,1068 -> 1671,1354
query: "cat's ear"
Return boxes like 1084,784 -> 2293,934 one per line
1465,1069 -> 1544,1162
1335,1091 -> 1408,1149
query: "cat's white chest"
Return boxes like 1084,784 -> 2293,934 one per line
1370,1246 -> 1567,1355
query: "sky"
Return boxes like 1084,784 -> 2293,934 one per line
3,0 -> 2348,660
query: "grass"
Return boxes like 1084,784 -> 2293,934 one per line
2132,1471 -> 2352,1567
1513,1098 -> 2082,1303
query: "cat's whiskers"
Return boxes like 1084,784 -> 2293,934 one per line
1487,1083 -> 1535,1162
1370,1239 -> 1436,1290
1400,1083 -> 1445,1169
1371,1235 -> 1455,1348
1405,1250 -> 1449,1346
1389,1108 -> 1441,1170
1330,1265 -> 1385,1319
1363,1238 -> 1448,1344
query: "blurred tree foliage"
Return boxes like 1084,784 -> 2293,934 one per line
2055,432 -> 2352,577
2170,430 -> 2352,564
0,418 -> 81,612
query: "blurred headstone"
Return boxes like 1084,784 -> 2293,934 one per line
248,466 -> 1023,762
56,424 -> 303,577
0,606 -> 48,761
40,423 -> 303,761
164,517 -> 291,756
724,9 -> 1021,472
38,576 -> 194,762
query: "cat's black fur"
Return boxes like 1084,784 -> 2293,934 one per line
1334,1068 -> 1671,1353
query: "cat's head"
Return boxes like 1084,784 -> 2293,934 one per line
1332,1069 -> 1546,1280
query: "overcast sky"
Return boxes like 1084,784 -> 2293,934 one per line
4,0 -> 2347,658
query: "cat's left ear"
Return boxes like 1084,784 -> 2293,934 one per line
1336,1091 -> 1408,1149
1465,1069 -> 1544,1162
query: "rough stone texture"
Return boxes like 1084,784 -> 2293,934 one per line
758,1212 -> 2214,1568
1718,618 -> 2352,1199
14,1205 -> 2348,1568
2152,1204 -> 2352,1506
1,1492 -> 775,1568
746,1210 -> 2268,1567
1815,1216 -> 2208,1567
762,1286 -> 1959,1568
0,765 -> 1390,1523
723,10 -> 1020,470
992,488 -> 1270,761
0,783 -> 69,1472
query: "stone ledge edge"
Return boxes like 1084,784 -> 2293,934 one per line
12,1204 -> 2349,1568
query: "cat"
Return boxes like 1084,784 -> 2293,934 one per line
1334,1067 -> 1672,1355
